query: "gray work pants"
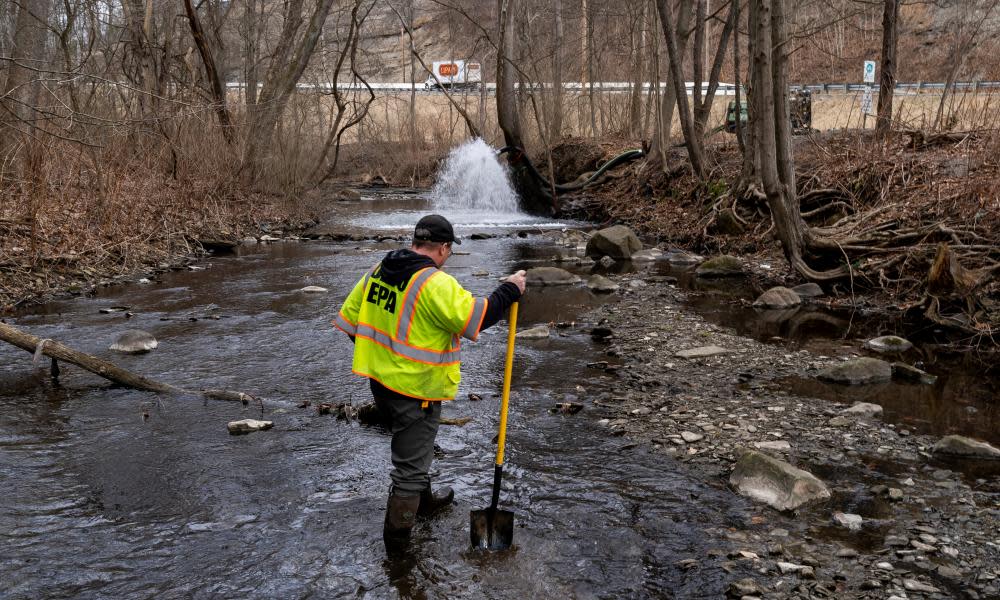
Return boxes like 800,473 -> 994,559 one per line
373,394 -> 441,495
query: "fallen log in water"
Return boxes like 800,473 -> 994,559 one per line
0,321 -> 258,403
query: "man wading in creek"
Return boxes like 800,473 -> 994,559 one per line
334,214 -> 527,548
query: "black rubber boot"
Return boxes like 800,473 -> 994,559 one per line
383,489 -> 421,543
417,485 -> 455,517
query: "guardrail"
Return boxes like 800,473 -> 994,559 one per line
222,81 -> 1000,95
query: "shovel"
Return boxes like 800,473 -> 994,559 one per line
470,301 -> 518,551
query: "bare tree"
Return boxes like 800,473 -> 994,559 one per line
653,0 -> 735,180
549,0 -> 564,142
183,0 -> 234,141
874,0 -> 899,136
242,0 -> 339,182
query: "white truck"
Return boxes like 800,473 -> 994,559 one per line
424,60 -> 482,90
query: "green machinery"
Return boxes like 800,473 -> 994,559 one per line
724,89 -> 813,134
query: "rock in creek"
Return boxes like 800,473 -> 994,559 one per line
791,282 -> 824,299
865,335 -> 914,354
752,287 -> 802,309
334,188 -> 362,201
297,286 -> 328,293
841,402 -> 883,418
663,249 -> 703,264
227,419 -> 273,435
726,578 -> 766,597
525,267 -> 582,286
729,450 -> 831,511
586,274 -> 619,293
695,255 -> 745,277
516,325 -> 550,340
675,345 -> 731,359
630,248 -> 663,262
109,330 -> 158,354
932,435 -> 1000,459
891,362 -> 938,384
817,357 -> 891,385
754,440 -> 791,452
585,225 -> 642,259
833,512 -> 864,531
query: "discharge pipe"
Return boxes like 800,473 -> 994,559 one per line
497,146 -> 644,194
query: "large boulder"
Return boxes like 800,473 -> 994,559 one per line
753,287 -> 802,309
109,330 -> 158,354
695,255 -> 745,277
817,358 -> 892,385
585,225 -> 642,260
526,267 -> 582,286
932,435 -> 1000,459
730,450 -> 831,511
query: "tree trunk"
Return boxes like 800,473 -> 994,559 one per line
584,0 -> 596,135
408,0 -> 417,152
649,0 -> 692,169
550,0 -> 564,142
244,0 -> 260,106
4,0 -> 52,124
875,0 -> 899,136
627,2 -> 647,137
751,0 -> 846,281
497,0 -> 553,215
243,0 -> 338,183
655,0 -> 705,179
183,0 -> 234,142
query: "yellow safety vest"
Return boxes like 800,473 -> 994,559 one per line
334,263 -> 488,401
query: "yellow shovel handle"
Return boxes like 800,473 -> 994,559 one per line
494,301 -> 518,466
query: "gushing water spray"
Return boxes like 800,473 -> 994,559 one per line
432,139 -> 520,213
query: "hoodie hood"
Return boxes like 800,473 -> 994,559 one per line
376,249 -> 437,288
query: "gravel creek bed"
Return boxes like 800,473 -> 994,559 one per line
567,266 -> 1000,599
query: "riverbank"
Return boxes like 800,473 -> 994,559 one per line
553,132 -> 1000,342
572,258 -> 1000,599
0,180 -> 324,313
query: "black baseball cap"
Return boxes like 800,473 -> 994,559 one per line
413,214 -> 461,245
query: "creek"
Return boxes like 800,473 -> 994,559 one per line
2,184 -> 997,597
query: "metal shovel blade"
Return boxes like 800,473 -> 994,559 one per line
469,507 -> 514,551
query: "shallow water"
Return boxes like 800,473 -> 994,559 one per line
3,190 -> 996,597
1,196 -> 758,598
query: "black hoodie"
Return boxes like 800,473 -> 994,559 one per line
365,248 -> 522,400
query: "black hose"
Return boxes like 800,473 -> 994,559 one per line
496,146 -> 644,193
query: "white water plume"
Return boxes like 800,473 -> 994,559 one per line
431,138 -> 520,213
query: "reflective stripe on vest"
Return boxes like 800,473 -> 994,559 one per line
396,268 -> 438,342
332,268 -> 375,335
334,312 -> 357,335
357,266 -> 461,365
354,322 -> 460,365
462,297 -> 487,340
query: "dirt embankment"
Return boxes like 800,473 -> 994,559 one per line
0,178 -> 322,313
549,132 -> 1000,338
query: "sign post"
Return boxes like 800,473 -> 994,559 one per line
861,61 -> 877,127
